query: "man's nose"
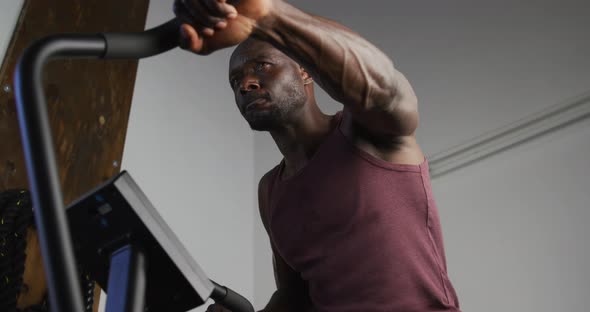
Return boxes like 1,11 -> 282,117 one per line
239,78 -> 261,95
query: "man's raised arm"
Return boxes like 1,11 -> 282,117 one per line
175,0 -> 418,137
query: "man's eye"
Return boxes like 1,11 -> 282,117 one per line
255,62 -> 271,70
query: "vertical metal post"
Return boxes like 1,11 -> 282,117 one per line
14,35 -> 106,312
105,245 -> 147,312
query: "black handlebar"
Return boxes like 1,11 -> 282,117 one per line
211,280 -> 256,312
102,18 -> 181,59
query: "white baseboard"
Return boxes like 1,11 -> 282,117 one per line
428,91 -> 590,179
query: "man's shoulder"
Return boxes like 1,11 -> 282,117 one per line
258,163 -> 282,208
259,162 -> 281,190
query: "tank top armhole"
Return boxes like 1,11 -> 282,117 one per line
335,109 -> 424,172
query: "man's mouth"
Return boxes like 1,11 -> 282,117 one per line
245,98 -> 269,112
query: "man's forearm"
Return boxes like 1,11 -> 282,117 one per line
253,0 -> 398,113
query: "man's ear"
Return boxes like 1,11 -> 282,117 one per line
300,66 -> 314,85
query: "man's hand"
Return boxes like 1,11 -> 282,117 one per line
173,0 -> 274,55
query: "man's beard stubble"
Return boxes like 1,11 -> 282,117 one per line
246,82 -> 307,131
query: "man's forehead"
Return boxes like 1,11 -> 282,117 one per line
232,51 -> 278,63
229,41 -> 284,68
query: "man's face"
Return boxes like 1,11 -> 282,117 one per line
229,39 -> 308,131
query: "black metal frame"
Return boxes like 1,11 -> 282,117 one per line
13,18 -> 253,312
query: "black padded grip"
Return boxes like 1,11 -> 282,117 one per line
102,18 -> 181,59
210,280 -> 255,312
102,0 -> 242,59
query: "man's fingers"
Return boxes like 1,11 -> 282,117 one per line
183,0 -> 227,30
201,0 -> 238,19
179,24 -> 205,53
176,8 -> 215,38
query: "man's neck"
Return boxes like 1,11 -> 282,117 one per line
269,108 -> 335,176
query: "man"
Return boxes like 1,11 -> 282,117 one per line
174,0 -> 461,311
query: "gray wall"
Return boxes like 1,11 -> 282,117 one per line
0,0 -> 24,64
252,0 -> 590,310
432,116 -> 590,311
118,1 -> 255,311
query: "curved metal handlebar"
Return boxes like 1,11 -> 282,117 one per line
102,18 -> 181,59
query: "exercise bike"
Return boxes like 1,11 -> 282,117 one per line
14,16 -> 254,312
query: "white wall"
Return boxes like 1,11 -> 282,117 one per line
115,1 -> 255,311
0,0 -> 24,65
253,0 -> 590,310
432,116 -> 590,312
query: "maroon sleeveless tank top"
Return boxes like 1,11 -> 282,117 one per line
264,111 -> 461,311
